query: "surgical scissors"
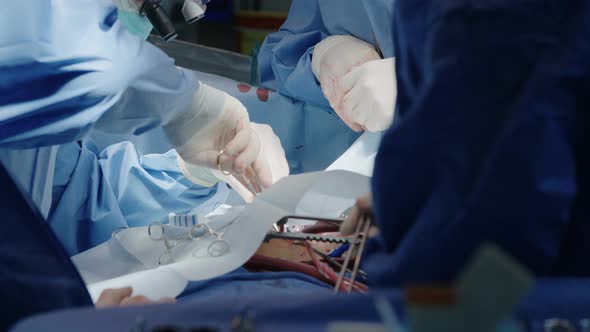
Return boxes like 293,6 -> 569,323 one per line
218,149 -> 264,197
239,166 -> 264,197
148,215 -> 240,265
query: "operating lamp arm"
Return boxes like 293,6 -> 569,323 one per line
126,0 -> 211,41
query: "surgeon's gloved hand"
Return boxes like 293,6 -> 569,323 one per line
222,123 -> 289,201
95,287 -> 175,308
178,122 -> 289,202
340,193 -> 379,237
176,84 -> 257,175
334,58 -> 397,132
165,83 -> 272,192
250,123 -> 289,183
311,35 -> 381,131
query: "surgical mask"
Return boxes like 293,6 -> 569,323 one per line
117,9 -> 154,40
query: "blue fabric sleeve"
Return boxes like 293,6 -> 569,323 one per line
366,0 -> 577,286
49,141 -> 217,255
257,0 -> 330,108
0,1 -> 197,149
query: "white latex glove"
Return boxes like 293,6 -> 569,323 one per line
335,58 -> 397,132
217,123 -> 289,202
95,287 -> 175,308
164,83 -> 271,191
249,123 -> 290,184
311,35 -> 381,131
177,123 -> 289,202
339,193 -> 379,237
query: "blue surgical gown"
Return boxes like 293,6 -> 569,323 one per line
87,71 -> 362,174
0,0 -> 220,254
365,0 -> 590,286
258,0 -> 395,109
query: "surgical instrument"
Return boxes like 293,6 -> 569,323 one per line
264,232 -> 355,244
148,215 -> 239,265
218,149 -> 263,197
334,213 -> 371,293
304,242 -> 368,293
273,215 -> 344,232
310,246 -> 367,278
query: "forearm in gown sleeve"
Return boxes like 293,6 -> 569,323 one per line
0,11 -> 197,148
257,0 -> 330,107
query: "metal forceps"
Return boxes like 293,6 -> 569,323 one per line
262,212 -> 370,293
217,149 -> 264,197
334,212 -> 372,293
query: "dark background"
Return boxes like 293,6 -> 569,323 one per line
162,0 -> 291,54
